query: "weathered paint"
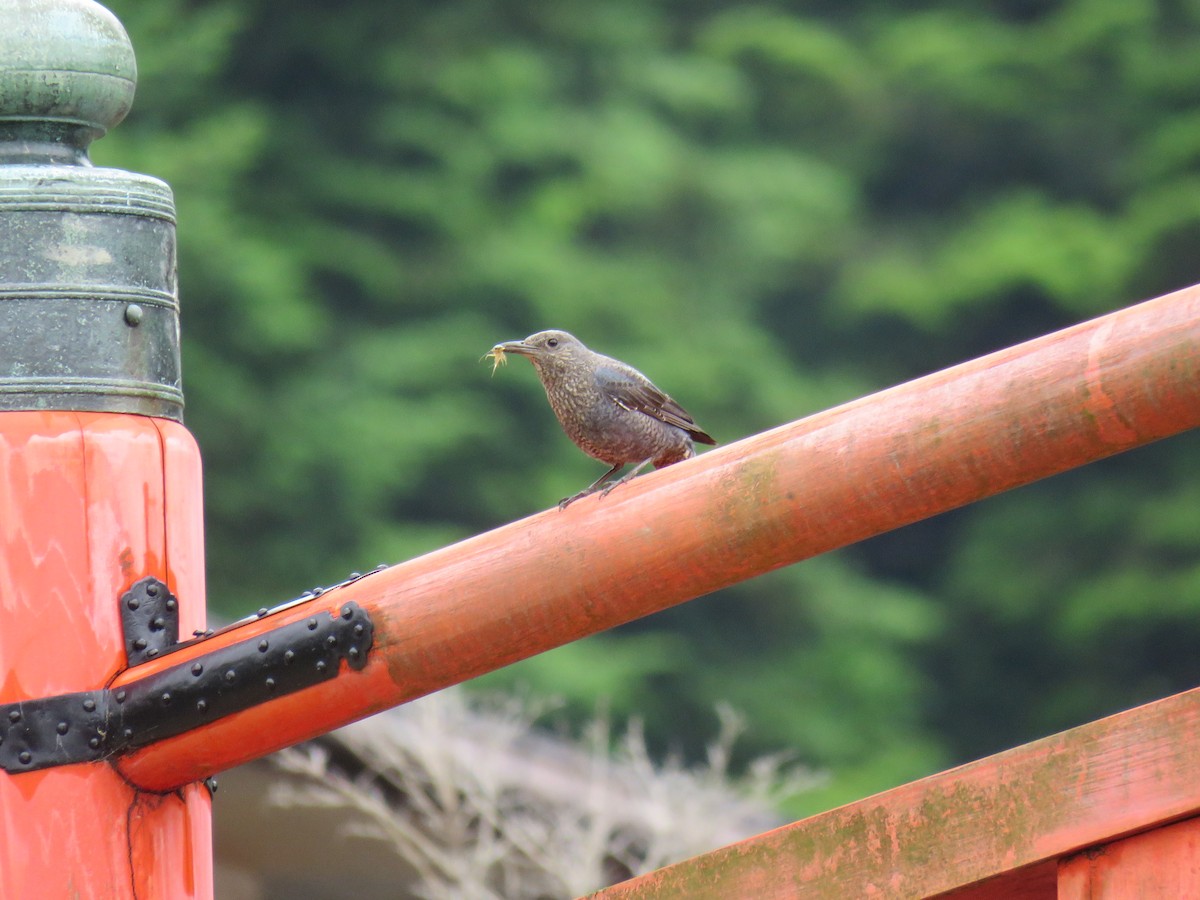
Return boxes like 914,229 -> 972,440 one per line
1058,816 -> 1200,899
0,411 -> 211,898
936,861 -> 1056,900
586,690 -> 1200,898
115,283 -> 1200,793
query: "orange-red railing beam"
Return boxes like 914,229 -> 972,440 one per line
118,283 -> 1200,792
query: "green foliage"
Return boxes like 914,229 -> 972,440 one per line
96,0 -> 1200,810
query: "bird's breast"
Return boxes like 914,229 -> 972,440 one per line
543,380 -> 690,465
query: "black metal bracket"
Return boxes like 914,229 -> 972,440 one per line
120,576 -> 180,665
0,595 -> 375,774
0,692 -> 108,772
115,601 -> 374,752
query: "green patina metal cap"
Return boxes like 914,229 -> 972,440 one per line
0,0 -> 183,420
0,0 -> 136,161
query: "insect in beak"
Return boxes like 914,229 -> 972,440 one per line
482,345 -> 508,376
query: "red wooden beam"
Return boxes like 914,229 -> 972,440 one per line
116,283 -> 1200,792
587,687 -> 1200,898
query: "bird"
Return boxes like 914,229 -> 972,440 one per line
487,330 -> 716,508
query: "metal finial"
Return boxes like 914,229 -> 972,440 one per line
0,1 -> 184,420
0,0 -> 137,165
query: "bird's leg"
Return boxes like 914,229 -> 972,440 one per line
598,457 -> 654,499
558,462 -> 625,509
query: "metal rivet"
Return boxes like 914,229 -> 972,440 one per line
145,581 -> 159,597
311,587 -> 324,597
127,597 -> 140,610
124,303 -> 144,326
82,698 -> 96,712
283,650 -> 295,664
265,677 -> 276,690
191,663 -> 204,676
315,660 -> 327,673
326,635 -> 337,647
307,618 -> 318,631
258,639 -> 269,652
88,737 -> 101,750
123,727 -> 133,739
353,623 -> 365,637
161,692 -> 172,706
349,572 -> 362,579
8,710 -> 21,723
147,647 -> 160,658
133,638 -> 147,651
56,721 -> 69,735
348,647 -> 360,661
196,699 -> 208,713
257,608 -> 269,617
341,605 -> 354,620
115,690 -> 126,703
151,616 -> 165,630
18,751 -> 32,765
165,599 -> 177,611
224,669 -> 236,683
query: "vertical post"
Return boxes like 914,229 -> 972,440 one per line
0,1 -> 210,896
1058,818 -> 1200,899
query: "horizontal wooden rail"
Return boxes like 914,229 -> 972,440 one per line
117,283 -> 1200,791
586,684 -> 1200,899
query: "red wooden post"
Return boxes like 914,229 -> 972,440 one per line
0,2 -> 211,896
0,415 -> 210,897
1058,817 -> 1200,899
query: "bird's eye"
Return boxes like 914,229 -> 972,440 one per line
546,338 -> 559,348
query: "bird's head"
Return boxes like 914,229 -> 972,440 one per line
491,330 -> 588,379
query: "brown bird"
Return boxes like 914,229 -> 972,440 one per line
488,330 -> 716,508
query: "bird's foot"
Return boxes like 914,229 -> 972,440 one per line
597,479 -> 626,499
560,461 -> 648,509
558,487 -> 600,510
599,463 -> 651,500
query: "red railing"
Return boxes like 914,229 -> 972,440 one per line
115,282 -> 1200,794
2,281 -> 1196,897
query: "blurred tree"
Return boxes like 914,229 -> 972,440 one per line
97,0 -> 1200,811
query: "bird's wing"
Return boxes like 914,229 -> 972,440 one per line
597,364 -> 716,444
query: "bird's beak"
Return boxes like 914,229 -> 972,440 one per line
493,340 -> 535,358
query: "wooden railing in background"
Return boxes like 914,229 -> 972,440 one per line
589,682 -> 1200,898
